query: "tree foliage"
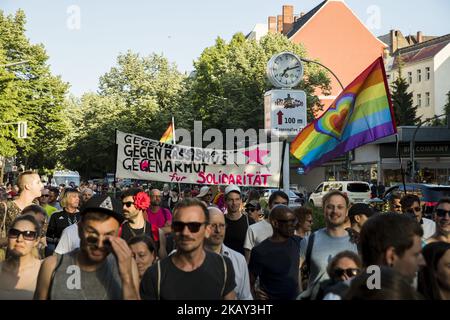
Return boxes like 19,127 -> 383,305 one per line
62,52 -> 187,177
0,10 -> 69,173
189,32 -> 331,132
391,76 -> 418,126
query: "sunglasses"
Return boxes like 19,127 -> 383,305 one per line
85,236 -> 112,249
123,201 -> 134,208
392,204 -> 401,209
409,206 -> 422,212
435,209 -> 450,218
41,194 -> 50,197
172,221 -> 206,233
333,268 -> 360,278
8,228 -> 38,241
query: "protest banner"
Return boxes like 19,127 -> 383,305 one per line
115,130 -> 282,187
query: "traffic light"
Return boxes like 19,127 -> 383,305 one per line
17,121 -> 27,139
414,161 -> 420,173
406,160 -> 412,177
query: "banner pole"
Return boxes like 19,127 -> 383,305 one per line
113,129 -> 118,199
172,117 -> 181,195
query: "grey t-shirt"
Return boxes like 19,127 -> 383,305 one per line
300,228 -> 358,291
50,249 -> 123,300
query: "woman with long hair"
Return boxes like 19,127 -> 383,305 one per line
0,215 -> 42,299
418,241 -> 450,300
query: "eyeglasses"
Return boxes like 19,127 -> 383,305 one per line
435,209 -> 450,218
333,268 -> 360,278
276,218 -> 298,225
8,228 -> 38,241
85,236 -> 112,249
123,201 -> 134,208
172,221 -> 207,233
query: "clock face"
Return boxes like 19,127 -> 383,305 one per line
267,52 -> 303,88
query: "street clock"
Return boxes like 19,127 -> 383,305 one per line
267,52 -> 304,89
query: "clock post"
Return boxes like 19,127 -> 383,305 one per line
264,52 -> 306,194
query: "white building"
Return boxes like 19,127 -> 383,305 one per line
384,34 -> 450,120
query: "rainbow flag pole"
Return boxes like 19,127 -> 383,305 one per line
290,57 -> 397,173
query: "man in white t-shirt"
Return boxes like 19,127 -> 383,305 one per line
54,223 -> 80,255
243,190 -> 289,263
400,194 -> 436,240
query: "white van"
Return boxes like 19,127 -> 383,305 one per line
308,181 -> 371,207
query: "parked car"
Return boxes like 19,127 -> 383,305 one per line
382,183 -> 450,218
308,181 -> 371,207
261,189 -> 304,208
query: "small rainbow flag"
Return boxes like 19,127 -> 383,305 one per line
160,123 -> 174,144
290,57 -> 397,173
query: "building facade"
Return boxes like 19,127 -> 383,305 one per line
385,34 -> 450,120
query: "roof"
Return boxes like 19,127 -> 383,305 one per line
391,34 -> 450,68
285,0 -> 327,38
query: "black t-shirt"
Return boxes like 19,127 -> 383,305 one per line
248,236 -> 301,300
140,250 -> 236,300
120,221 -> 153,242
224,214 -> 255,255
46,210 -> 80,241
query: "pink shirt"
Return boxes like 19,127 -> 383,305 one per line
146,207 -> 172,228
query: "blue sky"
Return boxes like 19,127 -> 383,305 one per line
2,0 -> 449,96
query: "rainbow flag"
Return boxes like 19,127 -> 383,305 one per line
160,123 -> 174,144
290,57 -> 396,173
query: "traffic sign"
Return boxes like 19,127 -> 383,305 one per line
264,89 -> 307,139
17,121 -> 27,139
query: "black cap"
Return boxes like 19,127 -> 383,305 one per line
348,203 -> 375,218
80,194 -> 124,224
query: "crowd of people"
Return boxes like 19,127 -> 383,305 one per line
0,171 -> 449,300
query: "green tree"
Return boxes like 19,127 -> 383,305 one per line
0,10 -> 69,172
189,32 -> 331,133
391,76 -> 418,126
63,52 -> 187,178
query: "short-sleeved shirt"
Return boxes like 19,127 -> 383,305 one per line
146,207 -> 172,229
249,236 -> 301,300
42,204 -> 58,217
299,228 -> 358,290
140,250 -> 236,300
243,219 -> 273,251
54,223 -> 80,255
224,214 -> 255,255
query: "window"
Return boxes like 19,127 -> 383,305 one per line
417,94 -> 422,107
426,67 -> 430,80
387,74 -> 390,80
408,72 -> 412,84
347,183 -> 370,192
417,69 -> 422,82
426,92 -> 430,106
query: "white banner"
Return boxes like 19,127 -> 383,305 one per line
115,131 -> 282,187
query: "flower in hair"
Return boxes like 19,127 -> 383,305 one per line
134,191 -> 151,210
